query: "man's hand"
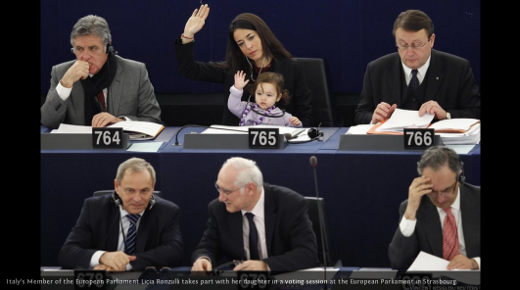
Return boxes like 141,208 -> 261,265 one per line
91,112 -> 124,127
371,102 -> 397,124
447,254 -> 479,270
99,251 -> 136,271
60,61 -> 90,87
418,100 -> 448,120
404,176 -> 432,220
233,260 -> 268,271
191,257 -> 212,273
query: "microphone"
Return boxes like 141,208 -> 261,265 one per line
284,133 -> 293,140
309,156 -> 328,290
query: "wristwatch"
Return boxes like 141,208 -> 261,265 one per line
446,112 -> 451,119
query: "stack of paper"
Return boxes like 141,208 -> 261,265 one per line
429,119 -> 481,145
368,109 -> 434,135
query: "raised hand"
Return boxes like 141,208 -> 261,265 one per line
183,4 -> 210,38
234,70 -> 250,90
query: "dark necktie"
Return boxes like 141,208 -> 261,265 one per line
125,214 -> 141,255
409,69 -> 419,92
97,90 -> 106,111
245,212 -> 260,260
442,208 -> 459,261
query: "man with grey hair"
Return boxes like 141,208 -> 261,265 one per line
41,15 -> 162,129
58,157 -> 183,271
388,146 -> 480,270
191,156 -> 318,273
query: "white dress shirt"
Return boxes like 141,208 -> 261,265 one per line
241,188 -> 267,260
89,206 -> 144,270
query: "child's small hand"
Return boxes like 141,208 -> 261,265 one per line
289,116 -> 301,127
234,70 -> 250,90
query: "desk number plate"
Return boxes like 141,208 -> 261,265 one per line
92,127 -> 124,148
404,128 -> 435,149
74,270 -> 106,289
249,128 -> 279,149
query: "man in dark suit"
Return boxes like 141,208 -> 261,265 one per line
41,15 -> 162,129
58,157 -> 183,271
388,146 -> 480,270
355,9 -> 480,125
191,157 -> 318,273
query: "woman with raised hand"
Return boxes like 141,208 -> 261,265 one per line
174,4 -> 313,127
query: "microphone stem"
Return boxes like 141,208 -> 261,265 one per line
313,167 -> 328,289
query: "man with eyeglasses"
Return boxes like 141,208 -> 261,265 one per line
191,156 -> 318,273
41,15 -> 162,129
388,146 -> 480,270
354,10 -> 481,125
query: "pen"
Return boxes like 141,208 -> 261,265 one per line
292,129 -> 305,138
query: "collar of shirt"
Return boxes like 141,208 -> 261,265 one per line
241,187 -> 267,260
435,185 -> 462,230
435,185 -> 461,214
402,54 -> 431,85
241,186 -> 265,219
119,205 -> 145,225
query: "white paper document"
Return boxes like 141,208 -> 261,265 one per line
408,251 -> 450,271
50,121 -> 164,140
50,123 -> 92,134
408,252 -> 480,285
428,118 -> 480,132
376,109 -> 434,133
437,123 -> 481,145
127,142 -> 163,152
345,124 -> 372,135
203,125 -> 312,141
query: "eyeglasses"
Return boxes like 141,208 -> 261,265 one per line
427,181 -> 457,198
215,183 -> 248,196
396,39 -> 429,51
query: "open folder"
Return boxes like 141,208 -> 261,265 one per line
107,121 -> 165,140
367,109 -> 480,135
367,109 -> 434,135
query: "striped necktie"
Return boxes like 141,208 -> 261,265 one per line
125,214 -> 141,255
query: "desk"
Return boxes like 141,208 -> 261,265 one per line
40,126 -> 480,268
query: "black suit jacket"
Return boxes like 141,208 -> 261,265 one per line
58,194 -> 183,271
355,49 -> 481,124
192,183 -> 318,272
388,183 -> 480,269
174,39 -> 313,127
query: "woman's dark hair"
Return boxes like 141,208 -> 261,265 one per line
223,13 -> 292,73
